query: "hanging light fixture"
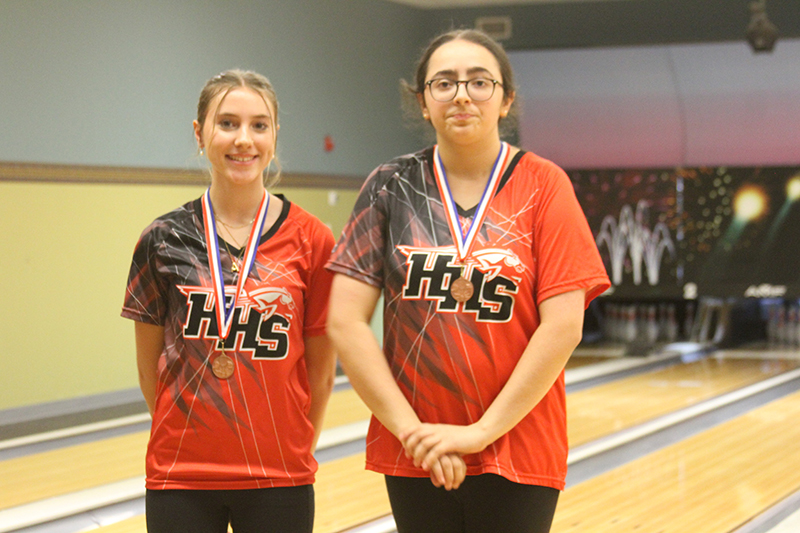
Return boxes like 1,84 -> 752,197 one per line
746,0 -> 779,53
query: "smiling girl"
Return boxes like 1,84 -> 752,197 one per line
122,70 -> 336,533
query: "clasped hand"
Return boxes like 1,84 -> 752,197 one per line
399,423 -> 487,491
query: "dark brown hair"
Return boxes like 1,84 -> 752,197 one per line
401,29 -> 519,138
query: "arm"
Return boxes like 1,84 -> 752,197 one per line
326,274 -> 420,436
304,334 -> 337,453
134,321 -> 165,416
326,274 -> 466,489
402,288 -> 586,470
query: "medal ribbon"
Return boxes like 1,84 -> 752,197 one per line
432,142 -> 510,262
201,188 -> 270,340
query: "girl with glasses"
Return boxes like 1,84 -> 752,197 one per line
326,29 -> 609,532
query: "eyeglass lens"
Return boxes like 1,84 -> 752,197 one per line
428,79 -> 497,102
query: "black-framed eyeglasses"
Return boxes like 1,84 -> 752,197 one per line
425,78 -> 504,102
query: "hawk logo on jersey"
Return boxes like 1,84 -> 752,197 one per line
397,246 -> 523,322
178,285 -> 296,360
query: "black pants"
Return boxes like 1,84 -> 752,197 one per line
385,474 -> 559,533
145,485 -> 314,533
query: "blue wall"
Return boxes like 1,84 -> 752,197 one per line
0,0 -> 426,176
3,0 -> 796,175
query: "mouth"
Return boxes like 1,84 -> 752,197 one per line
227,154 -> 258,163
448,111 -> 474,121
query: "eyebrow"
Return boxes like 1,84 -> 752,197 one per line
216,112 -> 273,120
430,67 -> 495,79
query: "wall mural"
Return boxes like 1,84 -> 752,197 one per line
569,165 -> 800,300
596,200 -> 676,288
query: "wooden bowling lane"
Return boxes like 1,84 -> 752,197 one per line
0,387 -> 370,513
314,454 -> 390,533
89,375 -> 800,533
0,430 -> 148,511
324,387 -> 372,428
86,515 -> 145,533
568,356 -> 800,447
9,355 -> 798,532
553,388 -> 800,533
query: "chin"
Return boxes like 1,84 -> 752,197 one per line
223,172 -> 264,187
444,130 -> 484,145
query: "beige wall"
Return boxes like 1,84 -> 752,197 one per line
0,181 -> 359,411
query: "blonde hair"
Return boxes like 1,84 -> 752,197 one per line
197,69 -> 282,187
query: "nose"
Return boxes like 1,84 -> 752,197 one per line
235,127 -> 253,147
453,81 -> 471,103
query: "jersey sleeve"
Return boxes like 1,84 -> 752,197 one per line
121,221 -> 169,325
533,163 -> 610,307
326,164 -> 390,287
303,219 -> 336,338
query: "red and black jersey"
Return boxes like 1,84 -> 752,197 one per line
122,195 -> 334,490
328,148 -> 609,490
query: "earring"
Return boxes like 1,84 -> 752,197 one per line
199,148 -> 205,156
422,111 -> 430,120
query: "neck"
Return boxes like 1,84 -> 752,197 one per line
209,181 -> 266,226
436,137 -> 504,182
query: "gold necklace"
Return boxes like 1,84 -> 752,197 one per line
222,239 -> 245,273
217,225 -> 247,273
217,216 -> 255,230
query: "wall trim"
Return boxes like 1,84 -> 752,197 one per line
0,161 -> 364,189
0,388 -> 144,427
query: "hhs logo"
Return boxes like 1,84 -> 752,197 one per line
398,246 -> 523,322
178,286 -> 296,359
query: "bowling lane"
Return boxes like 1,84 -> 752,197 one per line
13,352 -> 798,532
0,430 -> 148,511
320,387 -> 371,428
0,386 -> 369,512
553,388 -> 800,533
88,516 -> 144,533
568,354 -> 800,447
314,453 -> 391,533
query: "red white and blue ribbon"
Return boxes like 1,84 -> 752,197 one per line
201,188 -> 269,340
432,142 -> 509,262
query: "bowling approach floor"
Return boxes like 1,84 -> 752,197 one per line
3,344 -> 800,533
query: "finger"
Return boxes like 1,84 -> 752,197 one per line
411,440 -> 429,468
401,432 -> 423,464
439,455 -> 455,491
413,435 -> 441,468
401,424 -> 437,443
429,459 -> 445,488
403,430 -> 434,463
421,444 -> 444,472
451,455 -> 466,489
399,423 -> 431,442
402,432 -> 420,452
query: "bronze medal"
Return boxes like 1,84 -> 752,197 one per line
212,354 -> 235,379
433,143 -> 509,311
450,276 -> 474,303
202,189 -> 270,363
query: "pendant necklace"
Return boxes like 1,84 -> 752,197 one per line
218,227 -> 247,273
